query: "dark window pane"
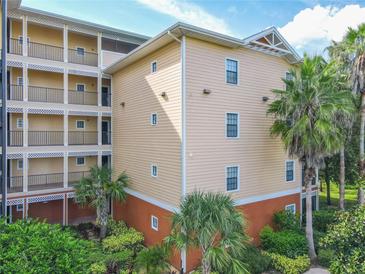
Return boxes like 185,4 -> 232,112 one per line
226,59 -> 238,84
226,113 -> 238,137
227,166 -> 238,191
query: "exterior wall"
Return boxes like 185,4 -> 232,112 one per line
28,114 -> 63,131
10,67 -> 22,84
27,23 -> 63,47
28,70 -> 63,88
28,199 -> 63,224
184,37 -> 301,199
9,113 -> 23,130
113,194 -> 181,270
68,32 -> 97,53
10,19 -> 21,39
68,198 -> 96,224
28,157 -> 63,175
112,41 -> 182,206
68,116 -> 97,131
101,50 -> 126,68
68,74 -> 97,92
68,156 -> 97,172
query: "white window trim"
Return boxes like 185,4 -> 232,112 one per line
76,83 -> 86,92
76,120 -> 85,129
151,60 -> 157,73
16,204 -> 24,212
150,113 -> 158,126
76,46 -> 85,55
16,76 -> 23,86
225,58 -> 239,86
225,112 -> 240,139
151,164 -> 158,177
225,165 -> 240,192
17,159 -> 23,170
285,203 -> 296,213
285,160 -> 295,183
76,157 -> 85,166
151,215 -> 158,231
16,118 -> 23,129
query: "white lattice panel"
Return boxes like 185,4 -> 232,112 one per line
68,25 -> 97,36
7,107 -> 23,113
7,60 -> 23,68
7,153 -> 23,159
27,16 -> 64,29
28,108 -> 64,115
7,198 -> 24,206
68,69 -> 98,78
8,10 -> 22,19
68,151 -> 98,157
28,63 -> 64,73
68,110 -> 98,116
28,194 -> 64,204
67,192 -> 75,199
28,152 -> 64,158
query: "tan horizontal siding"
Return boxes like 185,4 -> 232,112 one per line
185,37 -> 300,200
112,41 -> 182,207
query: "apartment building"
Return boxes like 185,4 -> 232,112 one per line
0,1 -> 148,224
106,23 -> 319,272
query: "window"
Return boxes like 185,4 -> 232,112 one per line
17,159 -> 23,170
151,61 -> 157,73
76,120 -> 85,129
226,59 -> 238,84
150,113 -> 158,125
226,113 -> 239,138
76,84 -> 85,92
286,160 -> 295,182
226,166 -> 239,191
76,157 -> 85,166
286,71 -> 294,81
16,204 -> 24,212
17,77 -> 23,86
285,204 -> 296,214
151,165 -> 158,177
16,118 -> 23,129
76,47 -> 85,56
151,215 -> 158,231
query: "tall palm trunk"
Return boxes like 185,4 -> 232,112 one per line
339,146 -> 346,210
202,256 -> 211,274
324,158 -> 331,205
99,199 -> 109,239
304,167 -> 317,262
359,94 -> 365,206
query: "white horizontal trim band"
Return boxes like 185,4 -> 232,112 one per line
234,187 -> 301,206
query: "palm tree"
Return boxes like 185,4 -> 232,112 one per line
328,24 -> 365,205
267,55 -> 354,261
135,244 -> 170,274
165,192 -> 248,274
74,166 -> 129,239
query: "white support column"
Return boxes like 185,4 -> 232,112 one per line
22,199 -> 26,219
97,73 -> 102,107
64,111 -> 68,146
22,154 -> 28,193
63,153 -> 68,188
97,112 -> 102,146
25,198 -> 28,219
63,24 -> 68,62
23,64 -> 28,102
97,32 -> 102,67
62,194 -> 66,225
64,69 -> 68,104
97,151 -> 102,167
23,110 -> 28,147
22,16 -> 27,56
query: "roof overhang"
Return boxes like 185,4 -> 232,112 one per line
104,22 -> 302,74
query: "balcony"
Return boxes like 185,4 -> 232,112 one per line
28,173 -> 64,191
102,131 -> 111,145
8,84 -> 23,101
8,131 -> 23,147
28,131 -> 64,146
68,49 -> 98,66
7,176 -> 23,193
68,91 -> 97,105
68,171 -> 91,187
28,41 -> 64,62
28,86 -> 64,103
68,131 -> 98,145
8,38 -> 22,55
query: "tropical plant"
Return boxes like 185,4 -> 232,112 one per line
165,192 -> 248,274
135,244 -> 170,274
320,206 -> 365,273
74,165 -> 129,239
327,23 -> 365,205
267,55 -> 355,261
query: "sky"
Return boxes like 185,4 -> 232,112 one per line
21,0 -> 365,56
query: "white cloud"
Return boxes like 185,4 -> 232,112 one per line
136,0 -> 232,35
279,4 -> 365,52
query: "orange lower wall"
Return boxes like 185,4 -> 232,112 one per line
68,198 -> 96,225
28,200 -> 63,224
114,192 -> 300,273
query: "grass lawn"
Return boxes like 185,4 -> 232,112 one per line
319,181 -> 358,210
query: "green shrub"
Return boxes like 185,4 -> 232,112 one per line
135,245 -> 170,274
260,226 -> 307,258
90,262 -> 107,274
265,252 -> 310,274
318,249 -> 334,268
313,229 -> 326,251
102,227 -> 144,253
107,217 -> 128,236
242,245 -> 271,274
321,206 -> 365,274
313,210 -> 336,232
273,210 -> 301,232
0,219 -> 94,273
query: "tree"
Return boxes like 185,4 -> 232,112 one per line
165,192 -> 248,274
135,245 -> 170,274
267,55 -> 354,261
328,24 -> 365,205
74,166 -> 129,239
